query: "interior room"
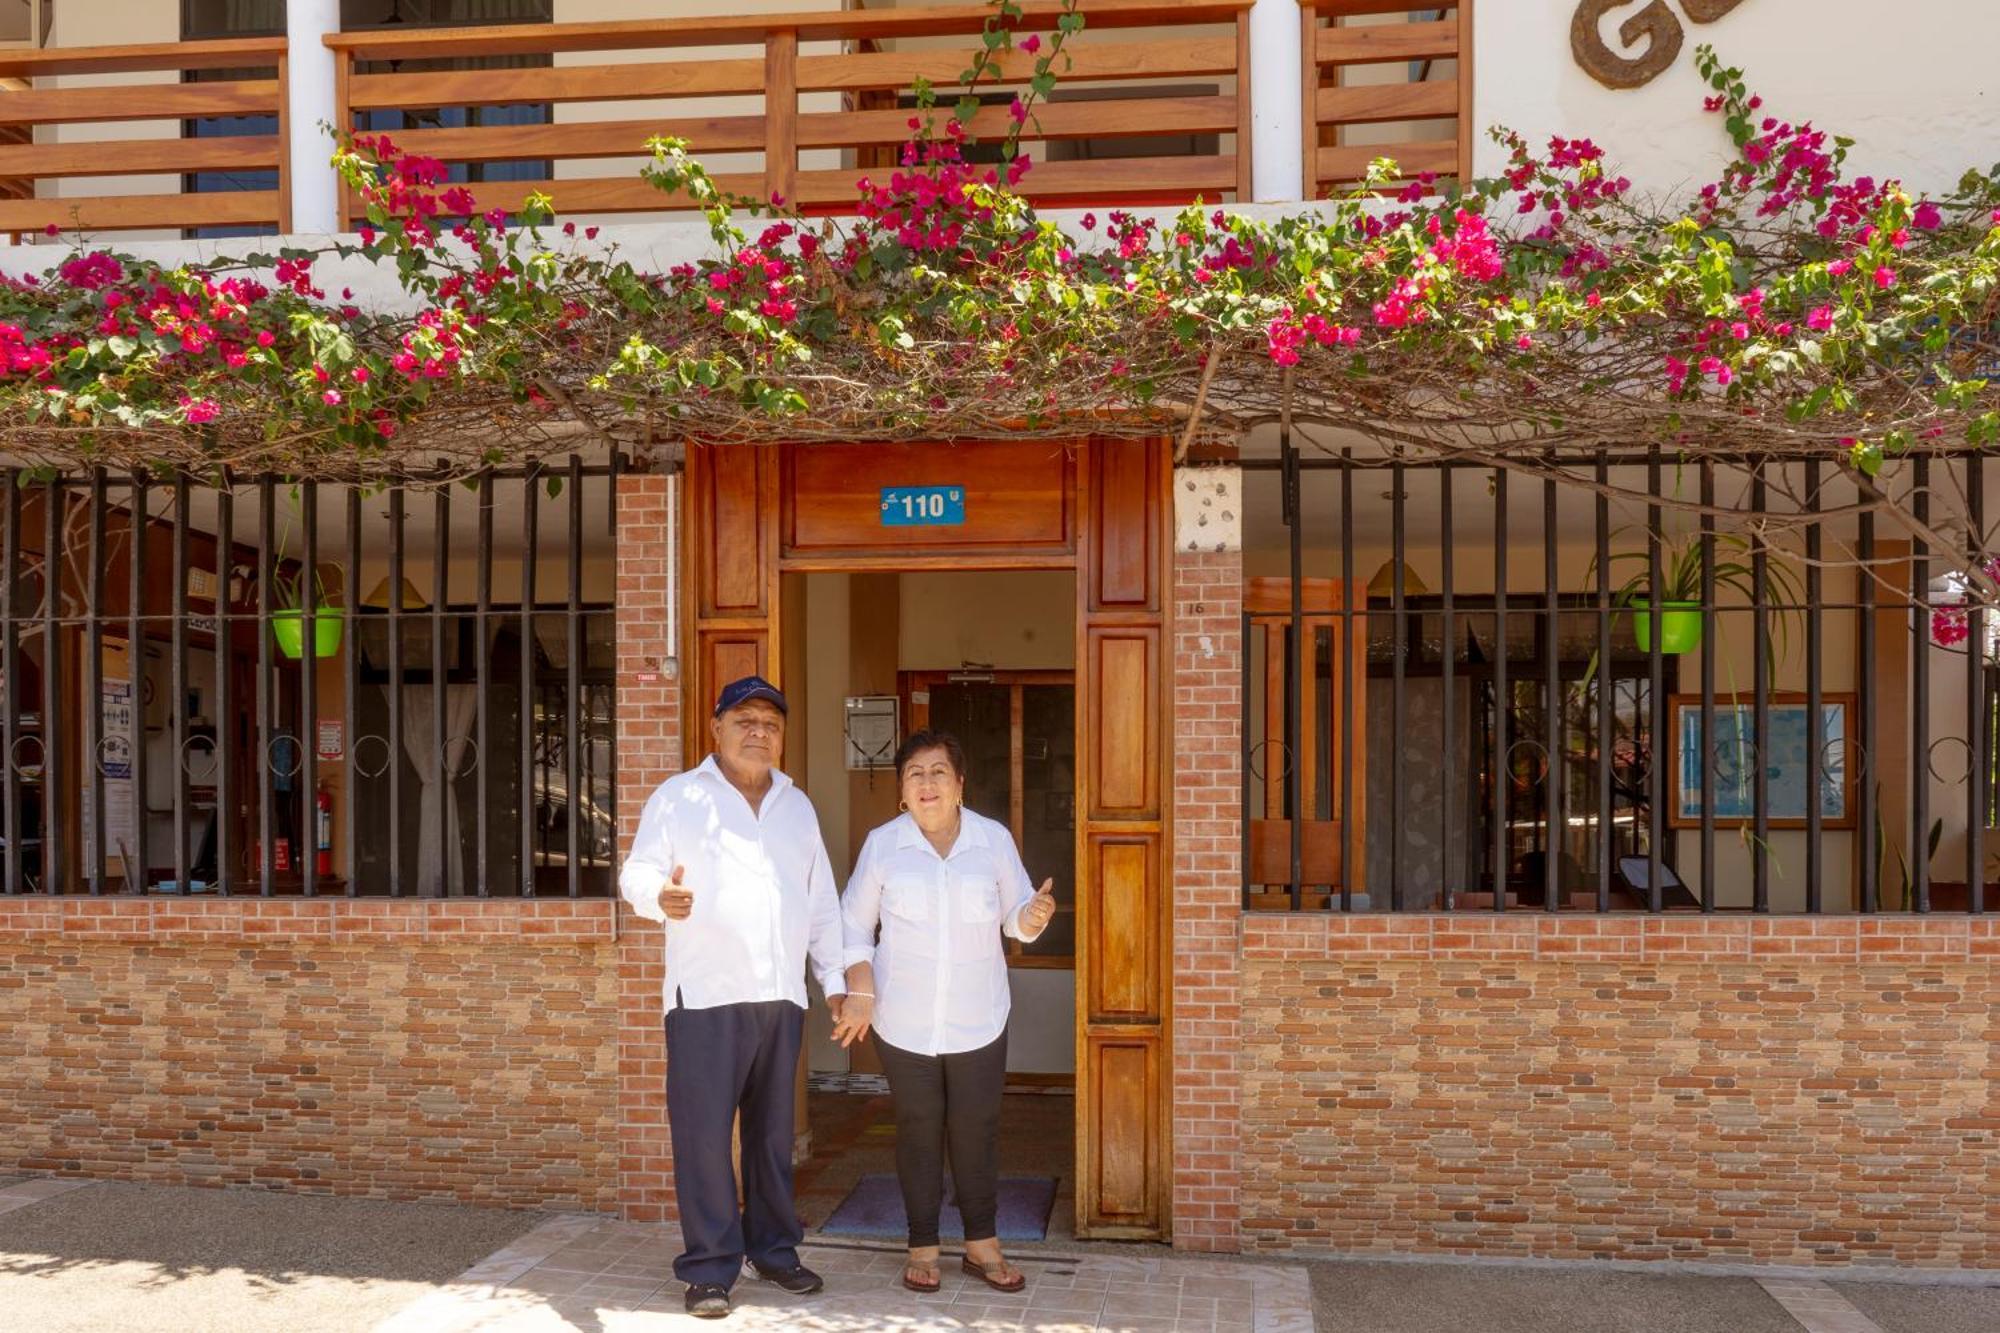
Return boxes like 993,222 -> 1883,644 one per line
778,567 -> 1081,1246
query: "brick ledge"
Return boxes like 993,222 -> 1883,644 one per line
0,896 -> 619,943
1239,912 -> 1997,962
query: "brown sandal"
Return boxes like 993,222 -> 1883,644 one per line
901,1251 -> 942,1293
960,1255 -> 1027,1293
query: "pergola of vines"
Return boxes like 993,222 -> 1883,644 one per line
0,21 -> 1997,579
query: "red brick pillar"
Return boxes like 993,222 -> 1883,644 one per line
1169,466 -> 1243,1251
614,472 -> 681,1221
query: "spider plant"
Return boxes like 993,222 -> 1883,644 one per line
1595,532 -> 1803,656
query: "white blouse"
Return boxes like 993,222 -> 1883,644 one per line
841,809 -> 1041,1056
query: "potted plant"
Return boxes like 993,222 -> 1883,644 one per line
271,563 -> 345,660
1599,533 -> 1802,655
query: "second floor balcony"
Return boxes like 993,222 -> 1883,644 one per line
0,0 -> 1472,240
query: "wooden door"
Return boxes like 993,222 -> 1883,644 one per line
683,438 -> 1171,1239
1074,438 -> 1171,1238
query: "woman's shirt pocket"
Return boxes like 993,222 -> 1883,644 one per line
882,869 -> 938,958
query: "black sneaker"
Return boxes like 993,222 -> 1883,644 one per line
684,1283 -> 732,1319
747,1260 -> 824,1295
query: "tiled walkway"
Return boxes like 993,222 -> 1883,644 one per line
376,1217 -> 1315,1332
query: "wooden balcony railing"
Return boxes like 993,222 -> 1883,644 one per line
1299,0 -> 1472,199
325,0 -> 1255,224
0,38 -> 288,235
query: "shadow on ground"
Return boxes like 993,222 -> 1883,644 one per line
0,1179 -> 542,1333
1311,1259 -> 1800,1333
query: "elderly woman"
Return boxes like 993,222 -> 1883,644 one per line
831,729 -> 1057,1295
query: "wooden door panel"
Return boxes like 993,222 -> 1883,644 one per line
694,444 -> 774,618
781,440 -> 1076,558
1087,628 -> 1159,819
1088,1037 -> 1159,1225
1087,834 -> 1159,1020
1087,436 -> 1160,611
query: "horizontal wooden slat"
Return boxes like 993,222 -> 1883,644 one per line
1299,0 -> 1460,15
1315,138 -> 1457,182
0,135 -> 279,179
384,154 -> 1240,222
0,81 -> 279,127
0,189 -> 281,231
798,94 -> 1236,149
799,36 -> 1239,94
346,59 -> 763,111
324,0 -> 1252,61
0,37 -> 285,79
381,115 -> 767,164
1316,80 -> 1455,126
1315,19 -> 1457,65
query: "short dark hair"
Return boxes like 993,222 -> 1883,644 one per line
894,729 -> 966,778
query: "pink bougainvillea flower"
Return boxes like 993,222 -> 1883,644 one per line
1021,33 -> 1041,54
1008,96 -> 1027,125
181,397 -> 220,425
1806,305 -> 1834,332
1827,259 -> 1852,276
1933,607 -> 1970,647
1913,201 -> 1942,230
322,389 -> 343,406
1874,265 -> 1897,288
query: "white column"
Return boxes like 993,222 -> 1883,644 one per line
286,0 -> 343,235
1249,0 -> 1305,202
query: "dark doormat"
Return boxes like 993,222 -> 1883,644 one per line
818,1173 -> 1057,1242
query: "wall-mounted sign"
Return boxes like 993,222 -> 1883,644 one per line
843,695 -> 899,770
880,486 -> 965,527
1571,0 -> 1751,90
316,719 -> 344,762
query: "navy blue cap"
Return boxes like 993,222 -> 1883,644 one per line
714,674 -> 788,717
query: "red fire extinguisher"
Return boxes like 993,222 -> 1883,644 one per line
315,783 -> 333,878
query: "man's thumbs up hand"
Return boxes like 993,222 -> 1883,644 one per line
1021,878 -> 1057,935
659,864 -> 694,921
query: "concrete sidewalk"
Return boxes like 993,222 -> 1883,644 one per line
0,1176 -> 1996,1332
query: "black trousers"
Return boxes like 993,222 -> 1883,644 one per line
664,997 -> 805,1288
872,1028 -> 1009,1248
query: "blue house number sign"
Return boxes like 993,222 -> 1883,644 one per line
880,485 -> 965,526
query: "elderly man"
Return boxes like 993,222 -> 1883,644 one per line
621,675 -> 848,1320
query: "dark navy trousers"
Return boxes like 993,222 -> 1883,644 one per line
664,996 -> 805,1288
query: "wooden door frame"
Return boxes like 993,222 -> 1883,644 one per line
680,438 -> 1174,1240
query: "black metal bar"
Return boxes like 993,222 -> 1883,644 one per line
433,483 -> 449,897
606,452 -> 620,861
521,468 -> 539,898
1284,428 -> 1302,911
1389,458 -> 1406,911
126,476 -> 147,894
212,482 -> 230,894
566,456 -> 583,898
1338,452 -> 1354,913
301,481 -> 319,898
1805,460 -> 1824,913
1241,609 -> 1254,909
1751,464 -> 1770,912
387,483 -> 405,897
476,471 -> 493,898
343,487 -> 359,897
1595,457 -> 1611,914
1492,465 -> 1508,911
1700,462 -> 1716,913
1542,475 -> 1559,913
84,470 -> 105,894
257,477 -> 274,896
0,470 -> 17,897
1440,468 -> 1456,912
40,479 -> 62,896
1646,448 -> 1663,913
1859,507 -> 1879,913
1913,456 -> 1931,913
1971,455 -> 1987,916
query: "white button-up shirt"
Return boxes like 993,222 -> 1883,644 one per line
619,756 -> 847,1012
841,809 -> 1039,1056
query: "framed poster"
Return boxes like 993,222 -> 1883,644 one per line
1668,693 -> 1855,829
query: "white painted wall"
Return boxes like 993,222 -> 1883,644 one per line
1478,1 -> 2000,198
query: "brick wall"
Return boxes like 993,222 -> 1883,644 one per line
1238,914 -> 2000,1269
0,899 -> 620,1208
1170,539 -> 1244,1250
613,472 -> 681,1222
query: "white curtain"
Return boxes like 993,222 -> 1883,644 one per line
384,683 -> 480,895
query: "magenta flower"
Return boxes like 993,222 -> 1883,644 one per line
1021,34 -> 1041,54
1913,201 -> 1942,230
182,397 -> 219,425
1874,266 -> 1897,289
322,389 -> 343,406
1008,96 -> 1027,125
1806,305 -> 1834,332
1933,607 -> 1970,647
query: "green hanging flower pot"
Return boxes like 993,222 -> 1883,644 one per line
272,608 -> 344,659
1629,599 -> 1703,654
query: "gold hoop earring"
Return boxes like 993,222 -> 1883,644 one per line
898,801 -> 908,813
